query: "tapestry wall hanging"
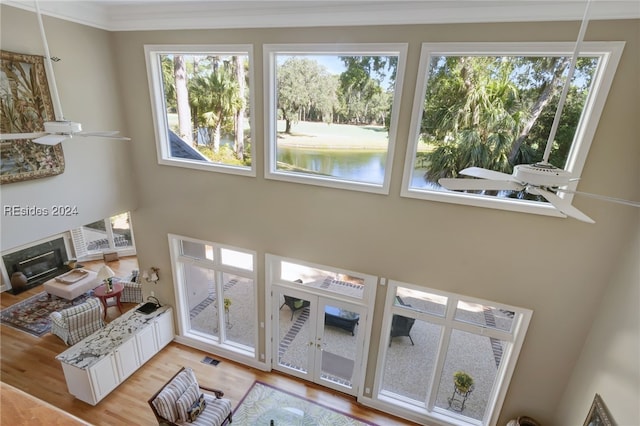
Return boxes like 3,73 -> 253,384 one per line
0,50 -> 65,184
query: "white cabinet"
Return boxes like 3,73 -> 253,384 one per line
56,307 -> 174,405
155,308 -> 174,349
89,354 -> 120,402
114,338 -> 139,381
136,324 -> 158,364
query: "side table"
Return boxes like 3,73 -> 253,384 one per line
94,282 -> 124,319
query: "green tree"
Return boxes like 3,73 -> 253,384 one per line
189,62 -> 243,152
338,56 -> 397,126
421,55 -> 594,182
277,57 -> 333,133
423,56 -> 522,181
174,55 -> 193,146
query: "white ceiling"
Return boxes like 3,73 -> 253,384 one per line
3,0 -> 640,31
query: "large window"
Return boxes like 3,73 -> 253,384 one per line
145,45 -> 255,176
169,235 -> 257,362
264,43 -> 407,194
70,212 -> 136,260
401,42 -> 624,218
373,282 -> 532,426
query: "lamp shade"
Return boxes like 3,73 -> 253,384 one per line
96,265 -> 115,282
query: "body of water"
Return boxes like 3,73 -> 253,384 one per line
277,146 -> 438,189
277,147 -> 388,185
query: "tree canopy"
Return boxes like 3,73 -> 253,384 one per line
421,55 -> 596,183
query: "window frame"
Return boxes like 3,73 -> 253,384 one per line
145,44 -> 256,177
70,212 -> 136,261
371,280 -> 532,426
400,41 -> 624,219
263,43 -> 408,194
168,234 -> 259,366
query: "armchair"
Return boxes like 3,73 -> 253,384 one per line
50,297 -> 105,345
280,295 -> 310,320
117,280 -> 143,304
389,296 -> 415,346
389,314 -> 415,346
148,367 -> 232,426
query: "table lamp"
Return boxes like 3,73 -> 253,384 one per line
97,265 -> 115,292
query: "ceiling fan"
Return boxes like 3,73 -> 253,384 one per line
0,0 -> 129,146
437,0 -> 638,223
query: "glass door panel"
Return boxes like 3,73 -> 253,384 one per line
221,272 -> 255,350
380,319 -> 442,405
274,287 -> 315,380
434,329 -> 504,421
318,302 -> 361,390
316,299 -> 365,393
183,263 -> 218,336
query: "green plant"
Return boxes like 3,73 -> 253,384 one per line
224,298 -> 232,311
453,371 -> 474,394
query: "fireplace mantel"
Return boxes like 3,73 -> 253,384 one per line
2,236 -> 71,294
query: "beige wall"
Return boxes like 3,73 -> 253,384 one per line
554,226 -> 639,426
2,5 -> 639,424
112,19 -> 639,425
0,6 -> 137,252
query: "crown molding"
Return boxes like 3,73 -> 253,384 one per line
3,1 -> 639,31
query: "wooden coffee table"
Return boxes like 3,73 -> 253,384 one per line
94,282 -> 124,319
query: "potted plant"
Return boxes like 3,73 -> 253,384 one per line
453,371 -> 474,394
224,298 -> 232,312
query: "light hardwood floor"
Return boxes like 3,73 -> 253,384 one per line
1,256 -> 417,425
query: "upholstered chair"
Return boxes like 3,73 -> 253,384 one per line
50,297 -> 105,345
118,280 -> 143,304
148,367 -> 232,426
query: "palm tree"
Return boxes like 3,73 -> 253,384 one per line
423,56 -> 522,182
189,64 -> 243,153
174,55 -> 193,146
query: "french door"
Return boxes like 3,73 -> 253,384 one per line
272,285 -> 366,395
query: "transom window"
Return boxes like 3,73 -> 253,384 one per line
145,45 -> 255,176
401,42 -> 624,218
264,43 -> 407,194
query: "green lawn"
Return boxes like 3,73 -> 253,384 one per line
277,120 -> 389,149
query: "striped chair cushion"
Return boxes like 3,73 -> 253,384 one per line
176,382 -> 200,422
152,368 -> 198,422
175,394 -> 232,426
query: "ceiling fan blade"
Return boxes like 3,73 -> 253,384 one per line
531,187 -> 595,223
459,167 -> 520,182
555,188 -> 640,208
0,132 -> 47,141
439,178 -> 524,191
77,131 -> 131,141
33,134 -> 69,145
77,131 -> 119,137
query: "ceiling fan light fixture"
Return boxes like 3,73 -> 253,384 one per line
43,121 -> 82,134
512,164 -> 573,188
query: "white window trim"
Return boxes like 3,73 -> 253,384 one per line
264,253 -> 378,391
401,41 -> 624,219
370,280 -> 532,426
168,234 -> 260,366
145,44 -> 256,177
263,43 -> 408,194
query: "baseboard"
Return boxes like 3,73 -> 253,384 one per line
173,335 -> 269,372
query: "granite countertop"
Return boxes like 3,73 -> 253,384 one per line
55,305 -> 171,369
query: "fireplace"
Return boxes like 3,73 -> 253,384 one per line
2,237 -> 69,294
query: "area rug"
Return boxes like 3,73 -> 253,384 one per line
233,381 -> 378,425
0,291 -> 91,337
